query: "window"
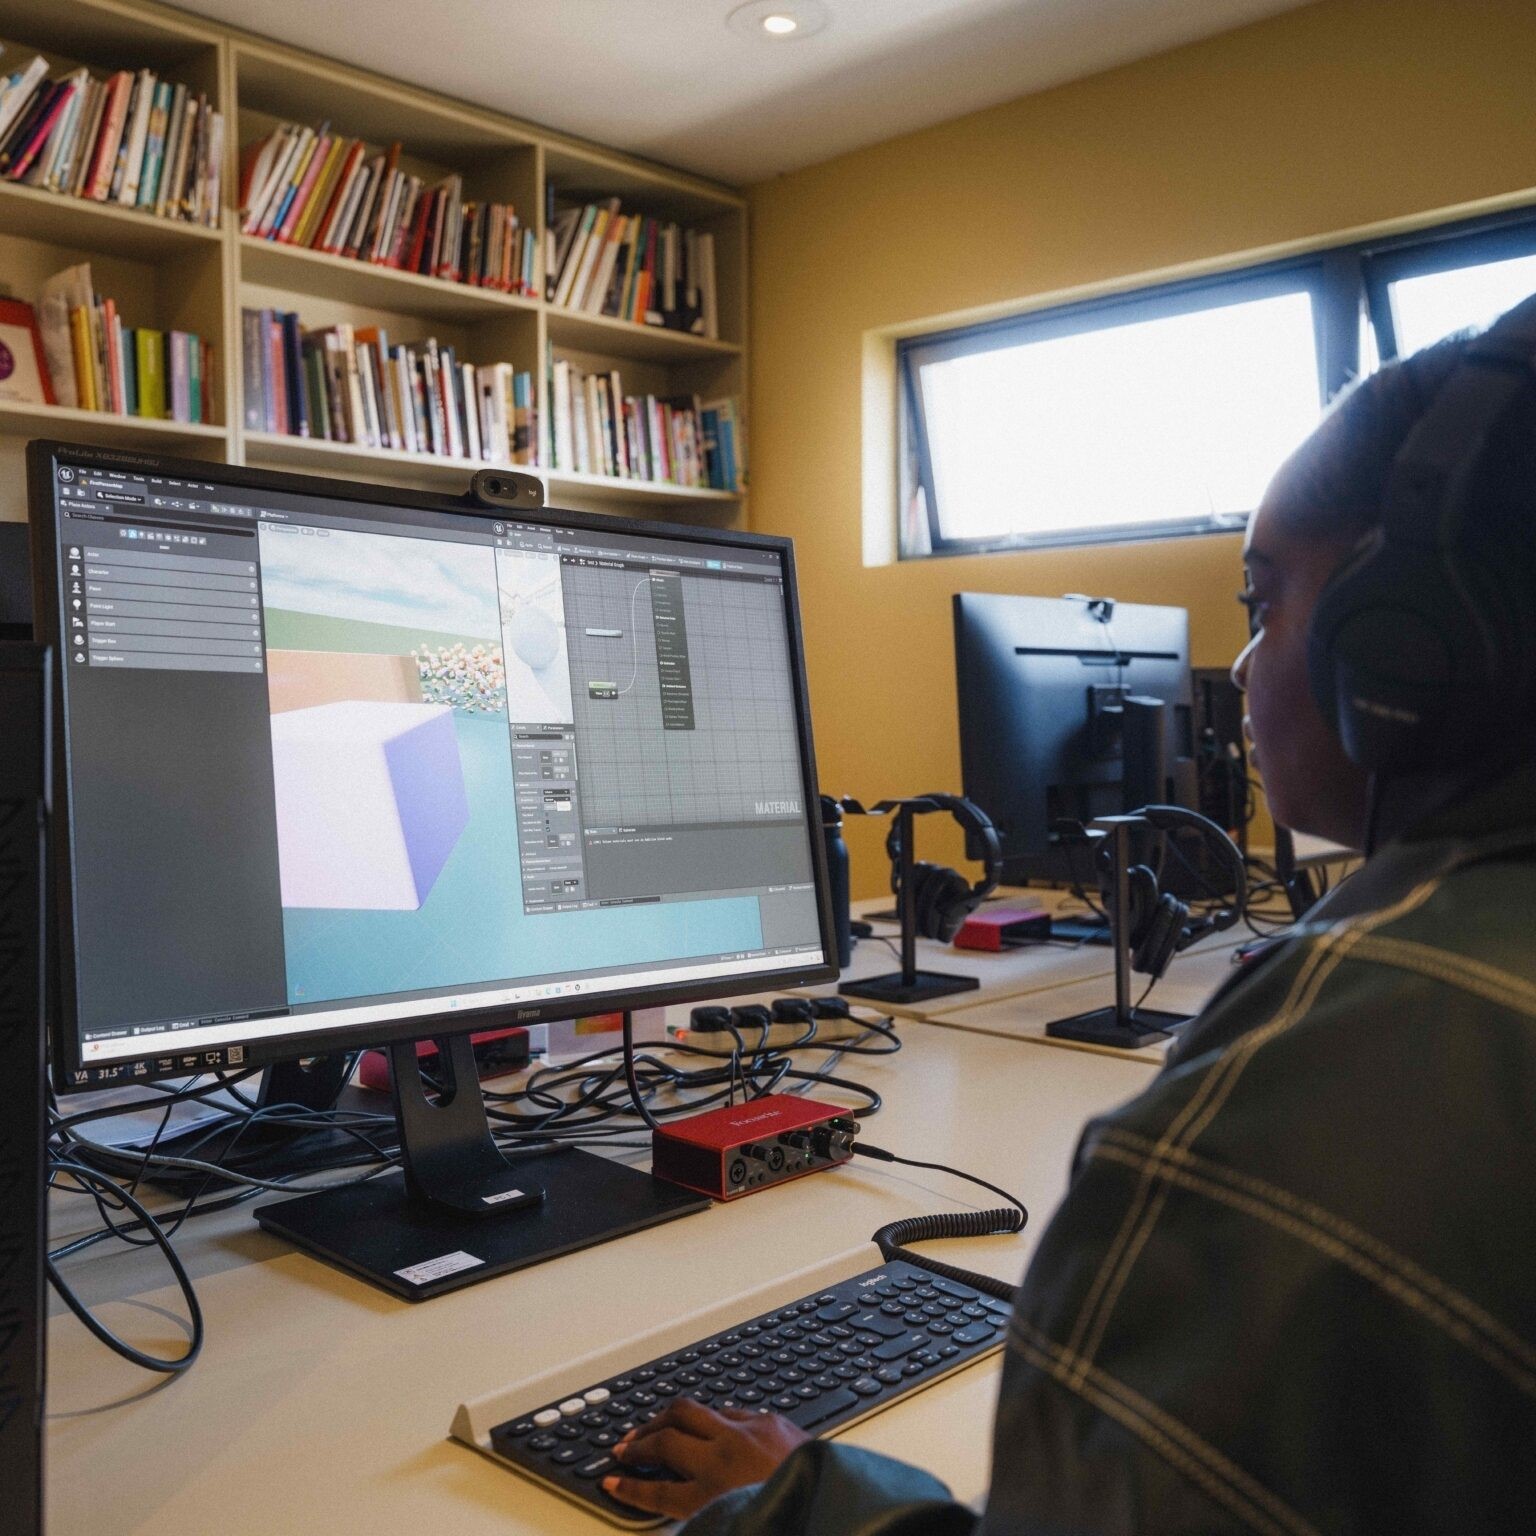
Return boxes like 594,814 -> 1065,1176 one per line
900,206 -> 1536,557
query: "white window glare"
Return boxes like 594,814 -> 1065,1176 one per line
917,291 -> 1323,545
1389,254 -> 1536,357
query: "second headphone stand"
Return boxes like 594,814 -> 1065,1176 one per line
1046,814 -> 1193,1049
839,797 -> 982,1006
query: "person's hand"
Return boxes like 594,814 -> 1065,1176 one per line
601,1398 -> 809,1519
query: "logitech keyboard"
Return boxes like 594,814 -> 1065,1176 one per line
478,1257 -> 1012,1527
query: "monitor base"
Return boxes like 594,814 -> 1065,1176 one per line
840,970 -> 980,1005
1045,1005 -> 1190,1049
254,1147 -> 710,1301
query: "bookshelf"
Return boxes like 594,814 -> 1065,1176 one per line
0,0 -> 748,523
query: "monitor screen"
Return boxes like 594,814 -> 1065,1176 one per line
33,446 -> 833,1088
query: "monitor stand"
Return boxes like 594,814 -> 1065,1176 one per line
255,1031 -> 708,1301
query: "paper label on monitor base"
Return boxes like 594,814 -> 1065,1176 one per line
395,1250 -> 485,1285
480,1188 -> 528,1206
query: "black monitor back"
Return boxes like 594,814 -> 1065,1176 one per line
0,642 -> 47,1535
953,592 -> 1195,885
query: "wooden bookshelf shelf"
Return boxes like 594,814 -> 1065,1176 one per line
0,180 -> 223,262
0,398 -> 225,449
546,306 -> 740,365
242,430 -> 509,487
546,469 -> 742,508
239,237 -> 540,323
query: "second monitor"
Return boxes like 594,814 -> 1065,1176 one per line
953,591 -> 1199,890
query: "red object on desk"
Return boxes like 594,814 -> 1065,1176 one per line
953,906 -> 1052,951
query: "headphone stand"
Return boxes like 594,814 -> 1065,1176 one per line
840,800 -> 981,1006
1047,815 -> 1191,1049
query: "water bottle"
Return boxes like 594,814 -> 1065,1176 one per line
820,794 -> 852,969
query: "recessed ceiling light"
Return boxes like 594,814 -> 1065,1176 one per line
726,0 -> 829,42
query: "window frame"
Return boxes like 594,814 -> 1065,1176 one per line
898,203 -> 1536,559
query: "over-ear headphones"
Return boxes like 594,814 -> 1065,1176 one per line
886,793 -> 1002,943
1105,805 -> 1248,979
1309,293 -> 1536,773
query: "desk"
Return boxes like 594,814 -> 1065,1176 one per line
788,889 -> 1253,1029
922,936 -> 1247,1064
47,1007 -> 1154,1536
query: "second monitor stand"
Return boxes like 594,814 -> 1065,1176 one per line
1046,815 -> 1192,1050
255,1024 -> 708,1300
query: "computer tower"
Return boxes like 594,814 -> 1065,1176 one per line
0,643 -> 48,1535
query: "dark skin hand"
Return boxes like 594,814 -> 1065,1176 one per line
602,1398 -> 810,1520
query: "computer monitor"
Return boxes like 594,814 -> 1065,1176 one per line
30,441 -> 837,1295
953,592 -> 1197,890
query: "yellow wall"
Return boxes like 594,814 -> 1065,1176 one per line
747,0 -> 1536,897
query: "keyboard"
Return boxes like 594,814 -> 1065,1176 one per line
477,1258 -> 1013,1527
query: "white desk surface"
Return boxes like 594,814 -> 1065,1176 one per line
790,890 -> 1254,1029
920,937 -> 1248,1065
47,1003 -> 1155,1536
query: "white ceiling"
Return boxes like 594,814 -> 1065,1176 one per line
181,0 -> 1318,186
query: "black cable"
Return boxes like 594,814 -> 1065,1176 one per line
622,1010 -> 663,1133
852,1141 -> 1028,1304
46,1159 -> 204,1375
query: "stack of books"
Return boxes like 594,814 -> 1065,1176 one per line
548,357 -> 742,491
240,123 -> 539,296
243,310 -> 537,466
0,52 -> 223,225
545,198 -> 718,337
35,264 -> 213,422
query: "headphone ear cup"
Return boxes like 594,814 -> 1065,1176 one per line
930,867 -> 977,943
1123,865 -> 1159,948
1133,894 -> 1187,978
906,860 -> 942,940
919,866 -> 971,943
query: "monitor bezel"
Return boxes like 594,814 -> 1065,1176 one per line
29,439 -> 838,1094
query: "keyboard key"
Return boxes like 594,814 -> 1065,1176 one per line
850,1376 -> 882,1397
502,1418 -> 534,1437
528,1433 -> 557,1452
533,1408 -> 561,1428
880,1302 -> 907,1317
930,1278 -> 978,1302
872,1332 -> 929,1363
584,1387 -> 611,1405
787,1387 -> 860,1429
552,1446 -> 586,1466
555,1423 -> 583,1440
954,1321 -> 998,1346
902,1359 -> 925,1376
577,1455 -> 616,1480
772,1393 -> 799,1411
737,1387 -> 764,1403
816,1301 -> 857,1323
558,1398 -> 586,1416
580,1411 -> 607,1429
852,1312 -> 905,1338
592,1432 -> 618,1448
892,1276 -> 919,1291
875,1366 -> 904,1384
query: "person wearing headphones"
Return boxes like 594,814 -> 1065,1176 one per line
599,297 -> 1536,1532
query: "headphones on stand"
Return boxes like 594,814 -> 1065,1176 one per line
886,792 -> 1003,943
1309,293 -> 1536,775
1107,804 -> 1248,980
